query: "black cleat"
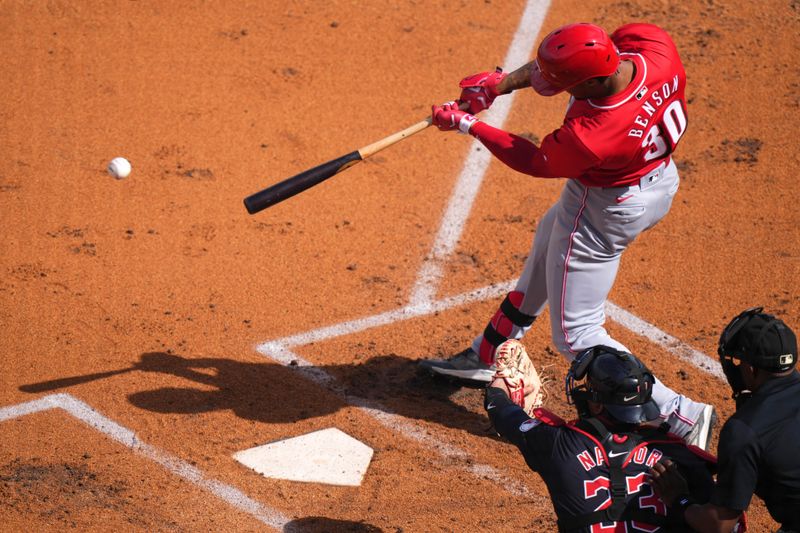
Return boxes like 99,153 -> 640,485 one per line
418,348 -> 495,384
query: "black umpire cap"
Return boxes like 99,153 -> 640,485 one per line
719,307 -> 798,372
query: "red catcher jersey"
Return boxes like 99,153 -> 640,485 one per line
471,23 -> 688,188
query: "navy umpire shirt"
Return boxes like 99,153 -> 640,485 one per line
711,370 -> 800,530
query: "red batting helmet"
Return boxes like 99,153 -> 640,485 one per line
531,23 -> 620,96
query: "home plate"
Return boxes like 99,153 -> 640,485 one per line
233,428 -> 374,486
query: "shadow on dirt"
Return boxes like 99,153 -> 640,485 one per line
283,516 -> 383,533
19,351 -> 497,438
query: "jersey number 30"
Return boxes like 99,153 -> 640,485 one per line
642,100 -> 688,162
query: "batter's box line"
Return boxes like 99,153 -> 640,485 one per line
256,280 -> 723,380
0,393 -> 290,530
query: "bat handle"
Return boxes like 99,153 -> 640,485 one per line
359,117 -> 433,159
358,101 -> 470,159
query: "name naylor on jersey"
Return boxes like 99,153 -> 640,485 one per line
576,445 -> 664,471
628,75 -> 681,138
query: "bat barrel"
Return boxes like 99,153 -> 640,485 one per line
243,111 -> 443,214
244,150 -> 362,214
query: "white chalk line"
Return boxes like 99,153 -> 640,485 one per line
409,0 -> 552,308
0,393 -> 289,530
257,281 -> 515,353
259,281 -> 722,381
606,302 -> 725,379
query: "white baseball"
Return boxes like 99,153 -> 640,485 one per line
107,157 -> 131,179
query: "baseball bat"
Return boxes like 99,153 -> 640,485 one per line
243,103 -> 468,214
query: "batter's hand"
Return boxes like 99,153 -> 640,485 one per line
458,68 -> 507,113
431,101 -> 478,134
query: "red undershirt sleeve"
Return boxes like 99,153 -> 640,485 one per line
469,120 -> 600,179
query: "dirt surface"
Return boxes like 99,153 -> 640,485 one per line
0,410 -> 267,531
1,0 -> 798,531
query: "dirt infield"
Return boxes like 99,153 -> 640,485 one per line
2,0 -> 798,531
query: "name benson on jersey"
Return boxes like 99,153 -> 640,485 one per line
576,445 -> 664,471
628,74 -> 681,138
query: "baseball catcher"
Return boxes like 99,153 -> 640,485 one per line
486,345 -> 725,532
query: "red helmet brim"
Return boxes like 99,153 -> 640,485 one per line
530,60 -> 564,96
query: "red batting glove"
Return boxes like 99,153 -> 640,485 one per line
458,68 -> 507,114
431,101 -> 478,134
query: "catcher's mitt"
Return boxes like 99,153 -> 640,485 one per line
493,339 -> 544,414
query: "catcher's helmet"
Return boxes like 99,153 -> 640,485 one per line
531,22 -> 620,96
566,346 -> 660,424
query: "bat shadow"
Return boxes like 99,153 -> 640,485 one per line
18,351 -> 498,438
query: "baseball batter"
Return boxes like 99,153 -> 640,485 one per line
420,23 -> 715,446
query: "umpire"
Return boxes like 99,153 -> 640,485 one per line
651,307 -> 800,532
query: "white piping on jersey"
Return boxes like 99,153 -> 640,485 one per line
587,53 -> 647,110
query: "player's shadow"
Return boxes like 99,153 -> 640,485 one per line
19,351 -> 495,437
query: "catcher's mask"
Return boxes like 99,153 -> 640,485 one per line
718,307 -> 797,399
566,346 -> 660,424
